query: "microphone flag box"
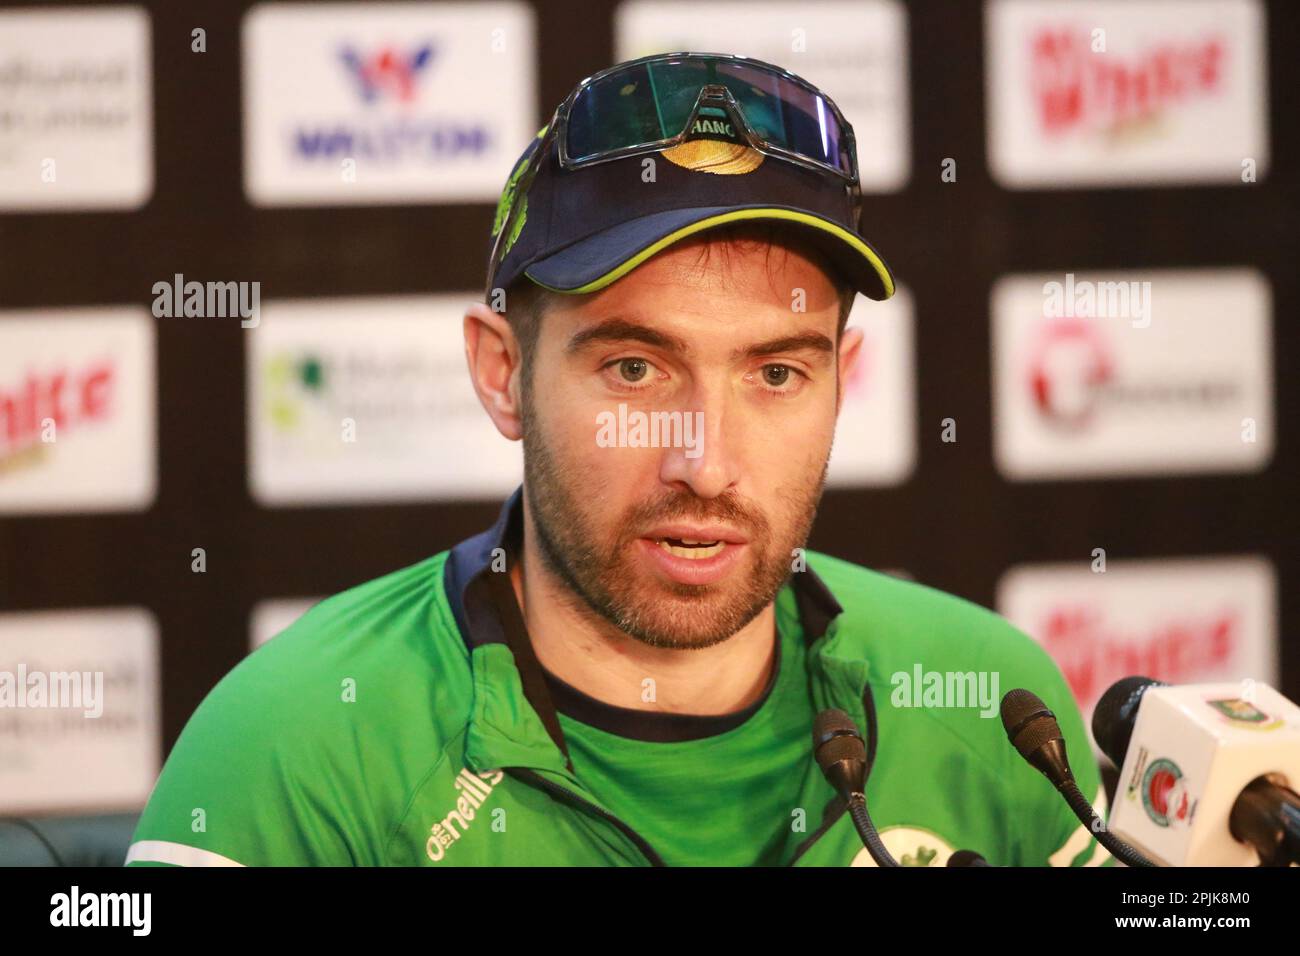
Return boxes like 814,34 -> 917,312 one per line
1110,682 -> 1300,866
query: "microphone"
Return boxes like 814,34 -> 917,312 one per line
1092,677 -> 1300,867
812,709 -> 898,867
1001,689 -> 1155,867
1091,676 -> 1163,770
946,849 -> 990,867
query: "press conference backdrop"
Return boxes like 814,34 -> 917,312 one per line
0,0 -> 1295,824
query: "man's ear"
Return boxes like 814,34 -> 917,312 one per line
464,301 -> 524,441
835,325 -> 865,417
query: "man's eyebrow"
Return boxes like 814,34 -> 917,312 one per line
733,332 -> 836,360
565,318 -> 690,356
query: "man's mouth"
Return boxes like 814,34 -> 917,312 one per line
655,537 -> 727,560
637,524 -> 748,584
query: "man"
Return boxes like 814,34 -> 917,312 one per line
127,53 -> 1111,867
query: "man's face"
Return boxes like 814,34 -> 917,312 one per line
520,237 -> 861,650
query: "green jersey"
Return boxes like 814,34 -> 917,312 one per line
126,488 -> 1114,867
545,614 -> 817,867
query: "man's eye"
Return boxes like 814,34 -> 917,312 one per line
617,358 -> 650,383
762,364 -> 792,387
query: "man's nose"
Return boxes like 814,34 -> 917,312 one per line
656,380 -> 740,499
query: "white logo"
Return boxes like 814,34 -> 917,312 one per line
49,886 -> 151,936
850,826 -> 957,867
426,768 -> 504,862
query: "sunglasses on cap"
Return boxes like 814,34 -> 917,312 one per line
486,52 -> 864,296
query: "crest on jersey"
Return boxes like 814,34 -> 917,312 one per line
850,825 -> 958,867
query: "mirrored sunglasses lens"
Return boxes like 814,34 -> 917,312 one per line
566,57 -> 851,176
716,62 -> 849,175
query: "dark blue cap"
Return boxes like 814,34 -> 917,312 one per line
485,115 -> 895,303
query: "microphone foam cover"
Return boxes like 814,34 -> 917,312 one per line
1010,709 -> 1063,760
818,730 -> 866,766
1000,688 -> 1061,759
1000,688 -> 1047,734
814,707 -> 859,740
813,708 -> 866,766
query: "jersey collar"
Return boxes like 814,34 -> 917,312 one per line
445,486 -> 847,774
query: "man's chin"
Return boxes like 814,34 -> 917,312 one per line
610,613 -> 749,651
599,565 -> 775,650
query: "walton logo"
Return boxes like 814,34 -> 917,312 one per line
339,43 -> 436,104
296,42 -> 487,164
426,767 -> 504,862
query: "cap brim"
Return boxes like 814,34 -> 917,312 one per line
522,205 -> 895,302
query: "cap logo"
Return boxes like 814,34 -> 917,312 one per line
661,138 -> 765,176
489,124 -> 547,252
490,158 -> 527,240
502,195 -> 527,256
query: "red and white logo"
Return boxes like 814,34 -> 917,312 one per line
992,268 -> 1272,480
998,556 -> 1278,745
986,0 -> 1268,186
0,309 -> 155,514
1026,318 -> 1114,430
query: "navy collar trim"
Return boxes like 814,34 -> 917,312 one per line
443,486 -> 528,653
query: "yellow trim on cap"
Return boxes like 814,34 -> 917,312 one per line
526,208 -> 895,299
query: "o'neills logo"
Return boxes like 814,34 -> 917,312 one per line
426,767 -> 504,862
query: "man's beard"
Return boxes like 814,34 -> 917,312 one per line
520,400 -> 828,650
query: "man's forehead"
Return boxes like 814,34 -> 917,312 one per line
614,233 -> 844,300
553,241 -> 841,349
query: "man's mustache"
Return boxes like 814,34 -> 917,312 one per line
621,492 -> 770,539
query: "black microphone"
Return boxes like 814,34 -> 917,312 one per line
1091,676 -> 1166,771
812,709 -> 898,867
946,849 -> 990,867
1000,688 -> 1155,867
